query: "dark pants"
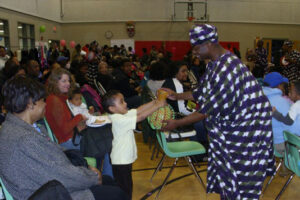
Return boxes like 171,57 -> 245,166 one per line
90,184 -> 129,200
112,164 -> 133,200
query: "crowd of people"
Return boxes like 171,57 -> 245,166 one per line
0,23 -> 300,199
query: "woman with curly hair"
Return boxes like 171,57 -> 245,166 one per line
45,68 -> 87,149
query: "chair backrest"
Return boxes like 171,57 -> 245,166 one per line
43,118 -> 96,168
283,131 -> 300,176
0,178 -> 13,200
81,84 -> 103,113
43,118 -> 58,144
156,131 -> 169,154
81,95 -> 87,105
93,79 -> 107,97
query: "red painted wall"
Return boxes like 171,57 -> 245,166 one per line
135,41 -> 239,61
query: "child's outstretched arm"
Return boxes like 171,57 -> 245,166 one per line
273,107 -> 294,125
136,100 -> 166,123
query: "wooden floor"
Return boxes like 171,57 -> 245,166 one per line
131,133 -> 300,200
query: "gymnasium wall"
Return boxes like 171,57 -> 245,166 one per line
61,0 -> 300,24
0,0 -> 61,22
61,21 -> 300,61
0,8 -> 62,51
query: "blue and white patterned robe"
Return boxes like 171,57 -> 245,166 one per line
192,52 -> 275,200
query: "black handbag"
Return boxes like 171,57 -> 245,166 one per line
28,180 -> 72,200
64,149 -> 88,168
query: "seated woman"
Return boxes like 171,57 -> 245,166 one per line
96,61 -> 113,93
0,75 -> 127,200
45,68 -> 113,178
45,68 -> 86,150
162,61 -> 209,156
162,61 -> 193,115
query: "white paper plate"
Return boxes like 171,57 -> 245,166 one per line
87,116 -> 111,127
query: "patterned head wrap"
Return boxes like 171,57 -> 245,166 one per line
189,24 -> 218,46
283,40 -> 293,48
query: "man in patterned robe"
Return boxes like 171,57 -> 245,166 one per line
254,40 -> 268,78
162,24 -> 275,200
281,40 -> 300,82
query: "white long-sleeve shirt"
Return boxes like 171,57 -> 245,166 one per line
67,100 -> 98,125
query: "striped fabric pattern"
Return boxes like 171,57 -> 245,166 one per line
193,52 -> 275,199
282,49 -> 300,83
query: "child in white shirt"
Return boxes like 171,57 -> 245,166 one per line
68,87 -> 105,126
102,90 -> 165,199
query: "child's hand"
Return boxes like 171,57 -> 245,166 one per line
77,120 -> 87,132
89,106 -> 95,114
272,106 -> 276,112
81,114 -> 88,121
155,99 -> 167,108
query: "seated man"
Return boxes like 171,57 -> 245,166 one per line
111,58 -> 141,109
0,76 -> 128,200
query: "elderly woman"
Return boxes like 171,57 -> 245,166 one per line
163,24 -> 275,200
0,76 -> 127,200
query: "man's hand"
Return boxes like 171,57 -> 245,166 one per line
159,88 -> 177,100
161,119 -> 179,131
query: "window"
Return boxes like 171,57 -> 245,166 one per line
0,19 -> 10,49
18,22 -> 35,50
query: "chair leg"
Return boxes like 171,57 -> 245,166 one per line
185,156 -> 206,190
156,145 -> 160,158
149,137 -> 154,150
151,141 -> 158,160
275,173 -> 295,200
261,159 -> 282,196
155,158 -> 178,200
150,154 -> 166,182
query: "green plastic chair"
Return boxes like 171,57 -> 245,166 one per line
275,131 -> 300,199
0,178 -> 13,200
43,118 -> 58,143
43,118 -> 97,168
152,131 -> 206,199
